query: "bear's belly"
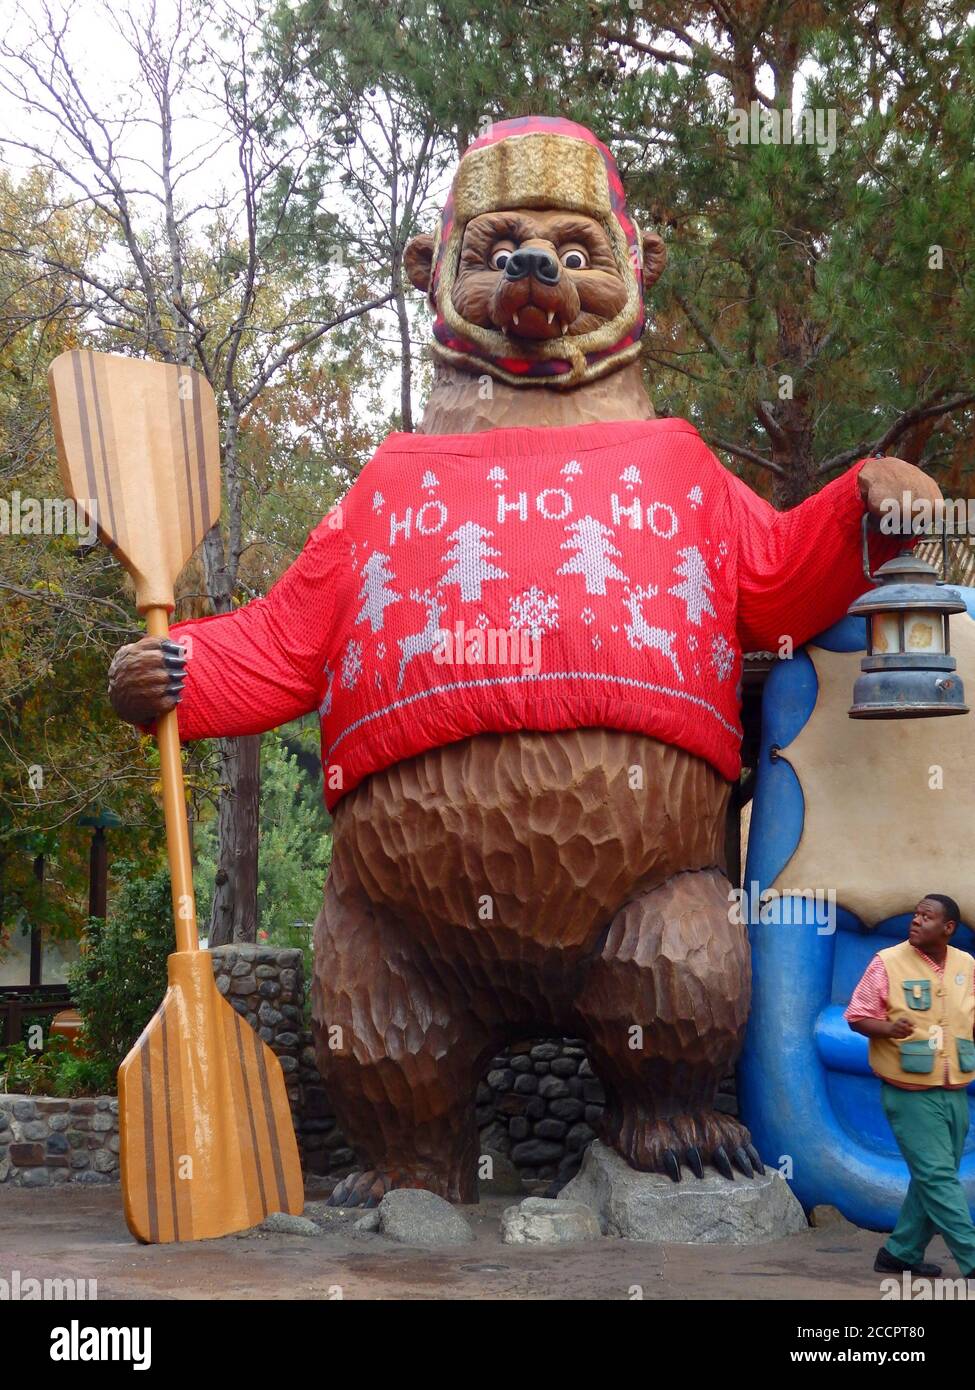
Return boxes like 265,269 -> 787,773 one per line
330,729 -> 729,954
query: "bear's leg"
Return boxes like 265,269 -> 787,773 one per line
574,866 -> 762,1182
312,877 -> 494,1207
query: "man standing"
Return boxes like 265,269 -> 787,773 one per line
847,894 -> 975,1278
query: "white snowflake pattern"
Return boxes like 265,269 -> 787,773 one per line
475,613 -> 491,629
561,459 -> 582,479
509,586 -> 559,640
421,469 -> 440,492
620,465 -> 642,489
487,466 -> 507,489
372,490 -> 385,513
711,634 -> 736,681
687,485 -> 703,509
592,634 -> 603,651
376,641 -> 387,662
375,670 -> 382,688
688,634 -> 698,651
341,639 -> 364,690
580,606 -> 596,626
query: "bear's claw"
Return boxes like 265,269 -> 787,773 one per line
745,1142 -> 765,1174
713,1144 -> 734,1181
327,1170 -> 393,1208
609,1106 -> 765,1182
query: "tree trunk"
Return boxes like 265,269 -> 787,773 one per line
199,415 -> 262,946
208,733 -> 261,945
395,277 -> 413,432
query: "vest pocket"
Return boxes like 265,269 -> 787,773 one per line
902,980 -> 932,1010
898,1040 -> 935,1074
956,1038 -> 975,1073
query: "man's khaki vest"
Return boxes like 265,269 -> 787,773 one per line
870,940 -> 975,1087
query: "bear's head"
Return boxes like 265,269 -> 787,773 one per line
404,117 -> 666,390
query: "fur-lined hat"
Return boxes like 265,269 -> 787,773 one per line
429,116 -> 646,388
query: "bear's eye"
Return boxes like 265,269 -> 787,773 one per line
489,245 -> 515,270
560,248 -> 588,270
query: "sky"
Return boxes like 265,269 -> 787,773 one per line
0,0 -> 415,421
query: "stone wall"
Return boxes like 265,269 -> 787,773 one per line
476,1039 -> 604,1189
209,944 -> 355,1180
0,946 -> 737,1190
0,1096 -> 119,1187
477,1041 -> 738,1188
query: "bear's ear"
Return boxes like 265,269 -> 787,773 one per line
404,233 -> 436,292
641,230 -> 667,291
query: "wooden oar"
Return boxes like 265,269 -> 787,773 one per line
48,349 -> 303,1243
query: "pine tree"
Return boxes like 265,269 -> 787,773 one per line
356,551 -> 401,632
439,522 -> 508,601
558,515 -> 628,595
269,2 -> 975,504
668,546 -> 717,626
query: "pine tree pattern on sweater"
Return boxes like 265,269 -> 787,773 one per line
168,418 -> 896,809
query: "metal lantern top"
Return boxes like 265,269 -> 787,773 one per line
847,552 -> 967,624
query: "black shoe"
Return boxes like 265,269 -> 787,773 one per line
874,1246 -> 942,1277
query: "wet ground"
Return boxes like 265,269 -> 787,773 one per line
0,1182 -> 948,1301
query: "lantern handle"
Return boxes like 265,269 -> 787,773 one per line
860,514 -> 950,585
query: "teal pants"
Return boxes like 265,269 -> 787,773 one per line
881,1082 -> 975,1272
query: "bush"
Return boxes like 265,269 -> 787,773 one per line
0,1036 -> 116,1097
67,859 -> 173,1069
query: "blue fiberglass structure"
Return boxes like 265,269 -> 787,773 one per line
737,587 -> 975,1231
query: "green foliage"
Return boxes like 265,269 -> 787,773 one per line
270,1 -> 975,503
256,729 -> 331,937
195,727 -> 330,980
0,1035 -> 115,1098
67,861 -> 173,1069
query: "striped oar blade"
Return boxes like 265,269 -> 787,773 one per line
48,350 -> 221,608
49,349 -> 304,1242
119,953 -> 303,1244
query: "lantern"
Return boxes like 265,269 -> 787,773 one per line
847,551 -> 968,719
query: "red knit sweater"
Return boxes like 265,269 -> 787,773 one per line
169,419 -> 892,809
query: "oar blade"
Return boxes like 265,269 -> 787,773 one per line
118,951 -> 304,1243
48,349 -> 221,612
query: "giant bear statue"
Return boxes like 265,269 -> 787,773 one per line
108,116 -> 939,1206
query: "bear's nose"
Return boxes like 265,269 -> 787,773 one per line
504,249 -> 560,285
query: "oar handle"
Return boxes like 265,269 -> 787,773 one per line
145,607 -> 199,954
